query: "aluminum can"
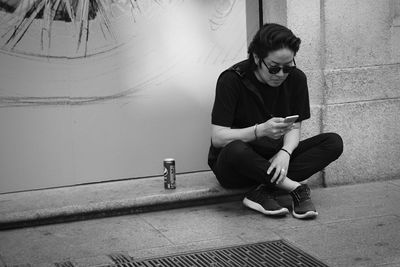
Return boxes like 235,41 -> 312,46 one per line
163,158 -> 176,189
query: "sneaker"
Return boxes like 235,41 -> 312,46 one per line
290,184 -> 318,219
243,185 -> 289,216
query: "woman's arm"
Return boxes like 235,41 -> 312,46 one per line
211,118 -> 295,148
282,122 -> 301,154
211,124 -> 256,148
268,122 -> 301,184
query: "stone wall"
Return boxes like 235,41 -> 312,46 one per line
263,0 -> 400,185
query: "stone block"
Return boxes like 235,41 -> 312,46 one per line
301,105 -> 321,140
303,69 -> 324,105
262,0 -> 287,27
324,0 -> 397,68
301,105 -> 323,187
322,99 -> 400,185
287,0 -> 321,71
325,64 -> 400,104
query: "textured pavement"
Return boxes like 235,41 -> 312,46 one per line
0,179 -> 399,267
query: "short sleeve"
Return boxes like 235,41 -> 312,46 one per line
290,69 -> 310,122
211,71 -> 242,127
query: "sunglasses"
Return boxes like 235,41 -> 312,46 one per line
261,58 -> 296,74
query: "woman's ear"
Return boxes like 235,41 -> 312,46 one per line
253,53 -> 259,65
253,53 -> 262,68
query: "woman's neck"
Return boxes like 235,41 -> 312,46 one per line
253,69 -> 265,84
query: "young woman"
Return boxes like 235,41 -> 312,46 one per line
208,23 -> 343,219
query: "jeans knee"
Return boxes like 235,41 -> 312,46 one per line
325,132 -> 344,159
222,140 -> 250,164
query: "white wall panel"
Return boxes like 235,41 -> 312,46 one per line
0,0 -> 248,192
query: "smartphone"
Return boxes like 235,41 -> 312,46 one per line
283,115 -> 299,124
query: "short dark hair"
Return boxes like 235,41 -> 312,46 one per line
248,23 -> 301,69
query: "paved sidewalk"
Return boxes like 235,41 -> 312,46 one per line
0,179 -> 399,267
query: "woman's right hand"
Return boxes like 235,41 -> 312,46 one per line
257,117 -> 293,139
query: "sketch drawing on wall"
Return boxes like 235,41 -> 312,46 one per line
0,0 -> 237,59
0,0 -> 241,107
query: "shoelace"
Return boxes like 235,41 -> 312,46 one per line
291,186 -> 310,204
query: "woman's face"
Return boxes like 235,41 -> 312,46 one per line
254,48 -> 295,87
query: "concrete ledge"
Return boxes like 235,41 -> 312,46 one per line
0,172 -> 248,230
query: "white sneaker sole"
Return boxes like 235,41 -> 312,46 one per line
243,197 -> 289,216
292,203 -> 318,219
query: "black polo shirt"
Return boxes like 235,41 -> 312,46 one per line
208,59 -> 310,170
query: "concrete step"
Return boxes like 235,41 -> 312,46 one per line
0,171 -> 249,230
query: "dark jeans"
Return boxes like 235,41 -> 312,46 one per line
211,133 -> 343,189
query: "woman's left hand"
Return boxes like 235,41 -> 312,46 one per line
267,150 -> 290,184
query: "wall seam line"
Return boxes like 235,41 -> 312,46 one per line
319,0 -> 327,187
326,97 -> 400,106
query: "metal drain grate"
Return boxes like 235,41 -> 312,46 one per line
105,240 -> 329,267
108,253 -> 135,264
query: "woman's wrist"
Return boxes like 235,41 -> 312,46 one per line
280,148 -> 292,157
253,124 -> 258,140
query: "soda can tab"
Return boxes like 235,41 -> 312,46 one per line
163,158 -> 176,189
